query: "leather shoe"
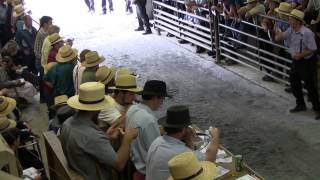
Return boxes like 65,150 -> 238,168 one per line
135,27 -> 144,31
142,30 -> 152,35
289,105 -> 306,113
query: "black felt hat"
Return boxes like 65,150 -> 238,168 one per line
159,105 -> 192,128
141,80 -> 171,98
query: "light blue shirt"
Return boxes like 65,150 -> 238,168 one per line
146,135 -> 205,180
283,26 -> 317,59
125,104 -> 161,174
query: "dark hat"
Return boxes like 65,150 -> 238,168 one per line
159,105 -> 192,128
57,105 -> 76,123
141,80 -> 171,97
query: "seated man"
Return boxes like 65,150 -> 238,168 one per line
60,82 -> 138,179
125,80 -> 171,179
146,105 -> 220,180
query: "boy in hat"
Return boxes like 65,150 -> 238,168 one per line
81,51 -> 105,83
275,9 -> 320,119
125,80 -> 170,179
60,82 -> 138,179
47,33 -> 64,63
73,49 -> 90,94
146,105 -> 220,180
99,74 -> 141,130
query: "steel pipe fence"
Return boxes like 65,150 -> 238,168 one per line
152,0 -> 293,84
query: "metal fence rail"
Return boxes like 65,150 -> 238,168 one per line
153,0 -> 293,85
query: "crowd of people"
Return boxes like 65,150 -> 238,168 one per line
0,0 -> 320,179
0,0 -> 220,180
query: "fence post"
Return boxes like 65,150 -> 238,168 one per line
213,0 -> 221,63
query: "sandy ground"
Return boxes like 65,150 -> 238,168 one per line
22,0 -> 320,179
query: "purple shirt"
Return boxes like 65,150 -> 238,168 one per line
283,26 -> 317,59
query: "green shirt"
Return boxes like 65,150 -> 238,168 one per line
44,63 -> 75,97
81,68 -> 97,83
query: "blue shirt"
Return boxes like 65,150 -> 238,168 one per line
283,26 -> 317,59
60,113 -> 117,180
125,104 -> 161,174
146,135 -> 205,180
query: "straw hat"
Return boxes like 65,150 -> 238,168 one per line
67,82 -> 112,111
81,51 -> 105,68
56,45 -> 78,63
0,116 -> 17,133
44,62 -> 57,74
0,96 -> 16,116
54,95 -> 68,107
13,4 -> 25,17
48,33 -> 64,46
275,2 -> 292,16
289,9 -> 305,22
116,67 -> 135,77
109,75 -> 143,93
95,65 -> 117,85
168,152 -> 218,180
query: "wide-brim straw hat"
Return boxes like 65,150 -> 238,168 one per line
109,74 -> 143,93
0,116 -> 17,133
67,82 -> 113,111
0,96 -> 16,116
275,2 -> 292,16
56,45 -> 78,63
54,95 -> 68,107
289,9 -> 305,22
13,4 -> 25,17
81,51 -> 105,68
95,65 -> 117,85
49,33 -> 64,46
168,151 -> 218,180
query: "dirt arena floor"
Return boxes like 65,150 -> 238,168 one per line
25,0 -> 320,179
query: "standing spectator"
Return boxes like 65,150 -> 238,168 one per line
15,15 -> 37,74
33,16 -> 52,74
125,80 -> 170,179
84,0 -> 95,12
0,0 -> 13,47
102,0 -> 113,14
275,9 -> 320,119
11,3 -> 24,33
134,0 -> 152,35
41,25 -> 60,68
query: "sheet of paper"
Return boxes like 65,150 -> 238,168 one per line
214,166 -> 230,179
215,156 -> 233,163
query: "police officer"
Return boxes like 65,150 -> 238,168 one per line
275,9 -> 320,120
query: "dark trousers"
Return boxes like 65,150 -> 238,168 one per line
125,0 -> 133,13
85,0 -> 95,11
136,0 -> 150,30
290,56 -> 320,110
102,0 -> 113,12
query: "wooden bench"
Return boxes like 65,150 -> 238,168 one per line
43,131 -> 84,180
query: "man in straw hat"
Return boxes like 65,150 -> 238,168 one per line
60,82 -> 138,179
98,74 -> 141,129
47,33 -> 64,63
146,105 -> 220,180
44,45 -> 77,99
81,51 -> 105,83
275,9 -> 320,120
167,151 -> 218,180
125,80 -> 171,179
41,25 -> 60,68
